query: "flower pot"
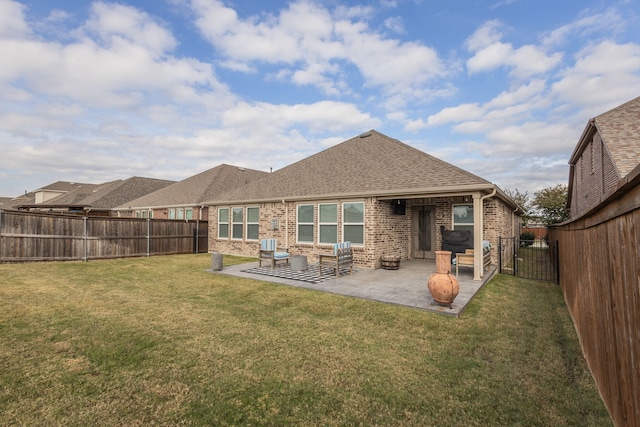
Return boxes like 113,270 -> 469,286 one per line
427,250 -> 459,308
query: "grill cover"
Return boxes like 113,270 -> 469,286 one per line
441,230 -> 473,262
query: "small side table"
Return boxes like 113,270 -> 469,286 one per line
290,255 -> 308,271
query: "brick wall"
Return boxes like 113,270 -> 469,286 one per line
208,195 -> 520,269
571,131 -> 620,218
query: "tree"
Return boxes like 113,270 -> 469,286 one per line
531,184 -> 570,225
504,188 -> 534,226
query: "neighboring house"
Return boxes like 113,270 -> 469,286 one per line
15,177 -> 175,216
113,164 -> 269,220
207,130 -> 521,280
568,95 -> 640,219
0,197 -> 14,209
5,181 -> 92,210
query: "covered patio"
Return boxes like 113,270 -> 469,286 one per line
211,259 -> 497,317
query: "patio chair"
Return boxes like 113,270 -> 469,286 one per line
259,238 -> 290,268
319,241 -> 353,278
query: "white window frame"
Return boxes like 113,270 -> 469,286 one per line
168,208 -> 176,219
342,201 -> 364,246
231,207 -> 244,240
218,207 -> 229,239
452,204 -> 474,235
246,206 -> 259,241
185,208 -> 193,220
296,204 -> 314,244
318,203 -> 338,244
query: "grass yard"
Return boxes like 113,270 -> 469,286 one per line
0,254 -> 610,426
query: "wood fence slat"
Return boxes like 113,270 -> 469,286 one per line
548,183 -> 640,427
0,210 -> 208,262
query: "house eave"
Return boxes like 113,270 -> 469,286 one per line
207,184 -> 499,206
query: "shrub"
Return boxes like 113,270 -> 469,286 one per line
520,231 -> 535,247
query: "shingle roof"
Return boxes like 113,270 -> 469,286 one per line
210,130 -> 492,204
593,95 -> 640,178
37,181 -> 92,192
29,177 -> 175,210
119,164 -> 269,209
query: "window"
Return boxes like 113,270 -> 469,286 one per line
319,203 -> 337,244
168,209 -> 175,219
246,207 -> 259,240
231,207 -> 244,239
185,209 -> 193,220
177,209 -> 184,220
453,204 -> 474,234
343,202 -> 364,245
297,204 -> 314,243
218,208 -> 229,238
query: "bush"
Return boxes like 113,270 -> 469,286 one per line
520,231 -> 535,247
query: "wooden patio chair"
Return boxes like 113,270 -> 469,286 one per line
319,241 -> 353,278
259,238 -> 290,268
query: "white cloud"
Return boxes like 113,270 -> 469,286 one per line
190,0 -> 446,105
467,40 -> 562,79
466,20 -> 562,79
384,16 -> 405,34
541,8 -> 625,47
552,40 -> 640,113
0,0 -> 29,38
83,2 -> 177,53
464,20 -> 503,51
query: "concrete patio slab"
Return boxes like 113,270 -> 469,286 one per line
210,259 -> 497,317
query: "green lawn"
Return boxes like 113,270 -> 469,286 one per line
0,254 -> 610,426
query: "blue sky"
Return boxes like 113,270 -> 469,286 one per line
1,0 -> 639,198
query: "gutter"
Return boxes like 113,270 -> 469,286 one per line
207,184 -> 498,206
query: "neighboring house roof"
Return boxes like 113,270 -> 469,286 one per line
0,197 -> 14,209
17,177 -> 175,211
570,95 -> 640,179
50,177 -> 176,210
5,181 -> 91,209
209,130 -> 504,205
116,164 -> 269,210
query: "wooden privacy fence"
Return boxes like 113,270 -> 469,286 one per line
0,210 -> 209,262
547,173 -> 639,427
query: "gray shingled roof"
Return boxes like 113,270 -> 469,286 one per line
23,177 -> 175,210
210,130 -> 492,204
118,164 -> 269,209
593,95 -> 640,178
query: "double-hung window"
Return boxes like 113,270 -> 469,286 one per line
177,209 -> 184,220
185,209 -> 193,220
218,208 -> 229,238
343,202 -> 364,245
232,207 -> 244,240
318,203 -> 337,244
168,209 -> 175,219
297,204 -> 314,243
246,207 -> 259,240
452,204 -> 474,234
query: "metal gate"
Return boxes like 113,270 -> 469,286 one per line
498,237 -> 559,283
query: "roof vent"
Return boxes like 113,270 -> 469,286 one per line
359,131 -> 373,138
237,167 -> 246,172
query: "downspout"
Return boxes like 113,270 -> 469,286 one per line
283,199 -> 288,249
474,187 -> 497,280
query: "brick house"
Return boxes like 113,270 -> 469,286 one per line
567,95 -> 640,219
13,177 -> 175,216
207,130 -> 521,280
114,164 -> 268,220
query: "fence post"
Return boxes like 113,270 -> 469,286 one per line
498,237 -> 502,273
0,210 -> 3,262
83,216 -> 88,262
146,218 -> 150,257
555,240 -> 560,284
513,236 -> 518,277
194,220 -> 199,254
